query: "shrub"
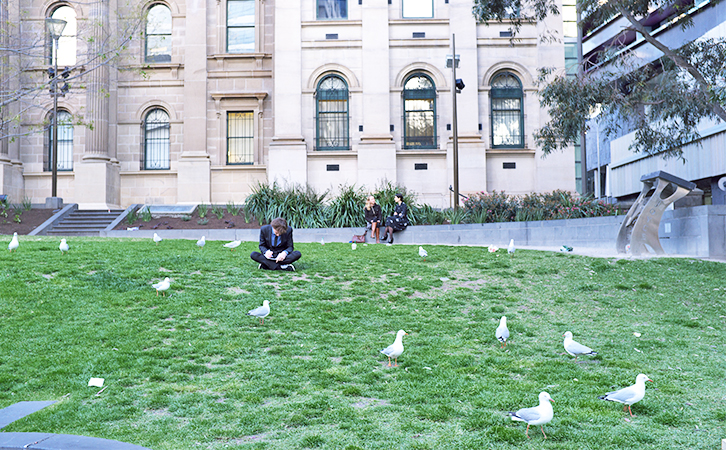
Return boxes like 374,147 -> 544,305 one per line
197,203 -> 208,219
326,184 -> 367,228
226,201 -> 241,216
372,181 -> 421,225
244,182 -> 328,228
211,204 -> 225,220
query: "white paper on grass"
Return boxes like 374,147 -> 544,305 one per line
88,377 -> 104,387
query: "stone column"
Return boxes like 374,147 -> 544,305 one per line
357,0 -> 396,187
268,0 -> 307,186
0,0 -> 24,201
75,0 -> 121,208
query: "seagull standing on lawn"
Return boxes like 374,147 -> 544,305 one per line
247,300 -> 270,325
196,236 -> 206,249
153,233 -> 162,245
419,246 -> 427,261
381,330 -> 407,367
496,316 -> 509,348
509,391 -> 554,439
598,374 -> 652,416
563,331 -> 597,360
508,239 -> 515,257
59,238 -> 69,254
152,277 -> 171,297
224,240 -> 241,251
8,232 -> 18,252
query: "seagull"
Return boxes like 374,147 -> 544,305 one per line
488,244 -> 499,253
247,300 -> 270,325
509,392 -> 554,439
320,238 -> 325,246
152,277 -> 171,297
563,331 -> 597,360
196,236 -> 206,248
508,239 -> 515,256
598,373 -> 653,416
59,238 -> 69,254
8,232 -> 19,252
224,240 -> 241,251
352,243 -> 357,250
153,233 -> 162,245
496,316 -> 509,348
419,246 -> 428,261
381,330 -> 407,367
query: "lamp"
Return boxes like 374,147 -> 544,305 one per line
446,35 -> 464,209
45,17 -> 67,200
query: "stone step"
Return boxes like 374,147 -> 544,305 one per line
45,208 -> 125,236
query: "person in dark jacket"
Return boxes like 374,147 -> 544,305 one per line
250,217 -> 302,271
364,195 -> 383,243
380,193 -> 409,244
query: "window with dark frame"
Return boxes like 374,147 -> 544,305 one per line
491,72 -> 524,148
145,4 -> 172,63
48,6 -> 77,66
143,109 -> 170,170
47,110 -> 74,172
227,0 -> 255,53
316,75 -> 350,150
403,73 -> 437,149
227,112 -> 254,164
317,0 -> 347,19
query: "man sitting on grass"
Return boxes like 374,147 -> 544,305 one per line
250,217 -> 301,271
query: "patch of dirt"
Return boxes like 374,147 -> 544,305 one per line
352,398 -> 391,409
0,209 -> 57,235
115,210 -> 261,231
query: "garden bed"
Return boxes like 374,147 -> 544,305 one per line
0,209 -> 57,235
115,209 -> 261,231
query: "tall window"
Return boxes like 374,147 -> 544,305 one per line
143,109 -> 170,170
402,0 -> 433,18
317,0 -> 347,19
227,112 -> 254,164
47,110 -> 73,171
491,72 -> 524,148
316,75 -> 349,150
49,6 -> 77,66
227,0 -> 255,53
403,74 -> 437,149
145,4 -> 172,62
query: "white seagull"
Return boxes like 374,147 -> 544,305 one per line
59,238 -> 69,254
8,232 -> 19,252
381,330 -> 407,367
509,392 -> 554,439
508,239 -> 515,256
598,373 -> 652,416
153,233 -> 162,245
152,277 -> 171,297
419,246 -> 428,261
563,331 -> 597,360
496,316 -> 509,348
247,300 -> 270,325
224,240 -> 241,251
196,236 -> 206,248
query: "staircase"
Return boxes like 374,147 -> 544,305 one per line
45,209 -> 125,236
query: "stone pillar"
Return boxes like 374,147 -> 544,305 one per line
176,0 -> 211,204
357,0 -> 396,187
75,0 -> 120,209
0,0 -> 24,201
268,0 -> 307,186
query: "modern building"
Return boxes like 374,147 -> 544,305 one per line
2,0 -> 575,209
581,0 -> 726,204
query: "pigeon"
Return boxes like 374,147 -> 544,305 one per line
598,374 -> 652,416
563,331 -> 597,360
247,300 -> 270,325
153,233 -> 162,245
508,239 -> 515,256
8,232 -> 19,252
152,277 -> 171,297
509,392 -> 554,439
59,238 -> 69,254
224,240 -> 241,251
196,236 -> 206,248
488,244 -> 499,253
381,330 -> 407,367
496,316 -> 509,348
419,246 -> 428,261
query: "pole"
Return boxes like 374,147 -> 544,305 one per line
51,37 -> 59,198
576,2 -> 588,195
451,34 -> 460,210
595,119 -> 601,198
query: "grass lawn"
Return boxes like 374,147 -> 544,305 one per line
1,237 -> 725,450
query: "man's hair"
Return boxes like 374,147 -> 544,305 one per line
271,217 -> 288,234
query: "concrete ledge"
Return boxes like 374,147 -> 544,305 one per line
0,432 -> 151,450
103,204 -> 142,234
29,204 -> 78,236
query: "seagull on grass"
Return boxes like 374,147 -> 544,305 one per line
563,331 -> 597,360
247,300 -> 270,325
380,330 -> 407,367
196,236 -> 206,248
598,374 -> 652,416
508,239 -> 515,256
224,240 -> 241,251
152,277 -> 170,297
59,238 -> 69,254
153,233 -> 162,245
509,392 -> 554,439
8,232 -> 19,252
419,246 -> 428,261
496,316 -> 509,348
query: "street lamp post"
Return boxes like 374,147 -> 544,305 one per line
46,18 -> 66,201
447,35 -> 463,210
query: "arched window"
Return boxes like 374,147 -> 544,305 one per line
143,109 -> 170,170
490,72 -> 524,148
316,75 -> 349,150
47,110 -> 73,171
146,4 -> 172,62
49,6 -> 77,66
403,73 -> 436,149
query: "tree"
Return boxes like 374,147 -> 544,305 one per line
472,0 -> 726,159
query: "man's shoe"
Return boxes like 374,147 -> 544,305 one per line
258,264 -> 263,269
280,264 -> 295,271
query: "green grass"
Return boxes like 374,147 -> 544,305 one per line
1,237 -> 725,450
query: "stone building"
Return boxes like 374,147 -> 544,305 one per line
2,0 -> 574,209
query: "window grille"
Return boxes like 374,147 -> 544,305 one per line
143,109 -> 170,170
491,72 -> 524,148
227,112 -> 254,164
403,74 -> 437,149
47,110 -> 73,171
316,75 -> 350,150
